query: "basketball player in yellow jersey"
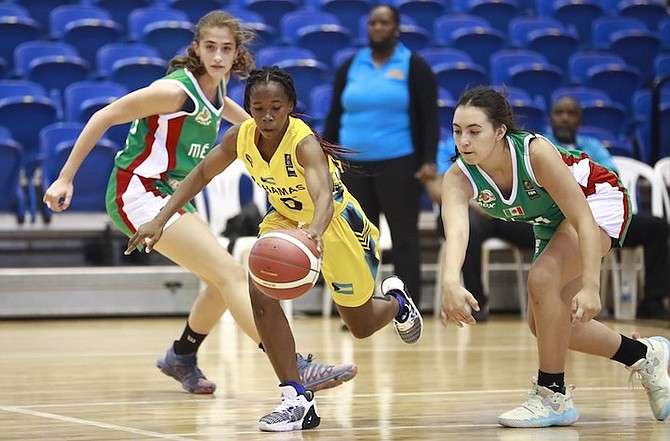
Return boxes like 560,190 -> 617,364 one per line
126,66 -> 424,432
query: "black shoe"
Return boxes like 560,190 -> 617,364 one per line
637,303 -> 669,319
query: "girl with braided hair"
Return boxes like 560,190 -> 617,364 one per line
44,11 -> 354,397
127,66 -> 424,432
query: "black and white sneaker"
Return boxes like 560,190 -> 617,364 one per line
258,384 -> 321,432
382,275 -> 423,344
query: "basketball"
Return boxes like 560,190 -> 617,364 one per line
248,229 -> 322,300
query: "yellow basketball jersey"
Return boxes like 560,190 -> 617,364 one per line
236,116 -> 346,223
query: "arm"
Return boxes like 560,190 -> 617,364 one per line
322,58 -> 352,144
530,138 -> 604,321
409,54 -> 439,182
125,125 -> 240,254
43,81 -> 191,211
440,164 -> 480,326
295,135 -> 334,254
222,96 -> 250,124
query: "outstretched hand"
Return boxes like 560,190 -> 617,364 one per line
440,284 -> 480,328
125,219 -> 165,255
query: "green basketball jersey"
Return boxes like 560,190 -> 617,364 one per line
456,131 -> 625,240
113,68 -> 224,193
236,116 -> 348,223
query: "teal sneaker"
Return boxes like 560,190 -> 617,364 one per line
627,336 -> 670,421
498,380 -> 579,428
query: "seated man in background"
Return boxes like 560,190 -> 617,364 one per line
425,96 -> 669,320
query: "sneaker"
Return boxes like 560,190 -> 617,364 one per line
382,275 -> 423,344
156,347 -> 216,394
258,384 -> 321,432
297,353 -> 358,392
498,380 -> 579,428
627,336 -> 670,421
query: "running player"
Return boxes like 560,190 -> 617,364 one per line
126,66 -> 424,432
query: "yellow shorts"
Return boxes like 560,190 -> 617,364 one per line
259,200 -> 380,308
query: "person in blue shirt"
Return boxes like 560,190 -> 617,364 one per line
323,4 -> 439,307
429,95 -> 669,320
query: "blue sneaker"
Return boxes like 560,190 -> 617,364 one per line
382,275 -> 423,344
297,353 -> 357,392
498,380 -> 579,428
627,336 -> 670,421
156,347 -> 216,394
259,384 -> 320,432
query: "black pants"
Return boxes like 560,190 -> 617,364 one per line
342,155 -> 423,304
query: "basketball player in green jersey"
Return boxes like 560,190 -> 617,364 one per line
126,66 -> 424,432
43,11 -> 355,396
439,86 -> 670,427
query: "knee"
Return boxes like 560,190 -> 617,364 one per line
526,264 -> 555,301
344,322 -> 375,339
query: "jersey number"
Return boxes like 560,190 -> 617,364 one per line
280,197 -> 303,211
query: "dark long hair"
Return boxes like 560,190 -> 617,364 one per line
244,66 -> 355,166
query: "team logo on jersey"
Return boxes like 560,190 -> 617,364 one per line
523,180 -> 539,199
330,282 -> 354,295
477,189 -> 496,208
284,154 -> 297,177
386,69 -> 406,81
503,206 -> 525,217
194,107 -> 211,126
260,176 -> 276,185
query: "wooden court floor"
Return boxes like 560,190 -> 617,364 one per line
1,314 -> 669,440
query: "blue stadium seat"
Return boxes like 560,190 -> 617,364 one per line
507,16 -> 566,48
511,98 -> 546,133
256,46 -> 317,68
0,3 -> 30,17
551,86 -> 612,107
331,47 -> 358,69
296,25 -> 353,67
63,81 -> 128,123
93,0 -> 152,32
96,42 -> 161,79
418,47 -> 473,70
141,20 -> 195,61
398,24 -> 431,51
660,17 -> 670,52
110,57 -> 168,92
395,0 -> 446,34
14,0 -> 78,33
40,123 -> 119,213
320,0 -> 373,37
525,28 -> 579,75
165,0 -> 222,25
280,10 -> 340,45
0,127 -> 26,222
617,0 -> 668,31
568,51 -> 627,85
551,0 -> 604,49
450,25 -> 505,70
245,0 -> 301,32
490,49 -> 548,85
631,89 -> 670,163
580,99 -> 629,139
585,62 -> 641,112
432,13 -> 489,46
127,6 -> 189,42
437,87 -> 456,130
466,0 -> 520,36
0,79 -> 46,99
13,41 -> 89,96
49,4 -> 112,39
0,15 -> 40,67
432,60 -> 487,104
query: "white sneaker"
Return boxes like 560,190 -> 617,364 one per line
258,384 -> 320,432
382,275 -> 423,344
498,380 -> 579,428
627,336 -> 670,421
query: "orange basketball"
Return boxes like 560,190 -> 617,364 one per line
248,229 -> 322,300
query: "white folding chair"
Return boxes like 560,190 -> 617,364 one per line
481,238 -> 529,318
193,160 -> 294,317
607,156 -> 670,319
